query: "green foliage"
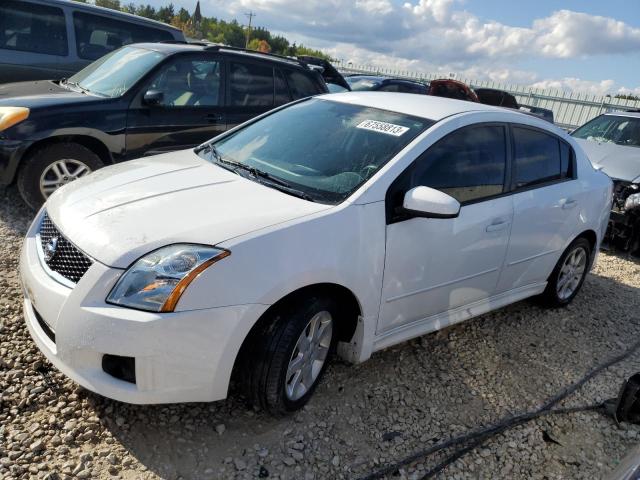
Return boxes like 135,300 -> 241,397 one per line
615,94 -> 640,101
94,0 -> 120,9
75,1 -> 332,60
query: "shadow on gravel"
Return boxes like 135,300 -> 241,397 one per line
84,265 -> 640,480
0,186 -> 34,236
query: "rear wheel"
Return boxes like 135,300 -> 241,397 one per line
17,143 -> 103,209
242,296 -> 337,415
539,237 -> 591,307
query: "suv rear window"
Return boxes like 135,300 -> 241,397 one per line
73,12 -> 173,61
0,0 -> 67,56
229,62 -> 274,107
283,69 -> 322,98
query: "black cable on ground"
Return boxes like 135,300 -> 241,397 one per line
359,338 -> 640,480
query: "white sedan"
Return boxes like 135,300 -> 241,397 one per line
20,93 -> 612,414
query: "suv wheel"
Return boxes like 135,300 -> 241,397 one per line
540,237 -> 591,307
242,296 -> 337,415
17,143 -> 103,209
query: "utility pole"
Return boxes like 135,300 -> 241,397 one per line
244,11 -> 256,48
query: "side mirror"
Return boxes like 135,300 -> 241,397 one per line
403,186 -> 460,218
143,89 -> 164,106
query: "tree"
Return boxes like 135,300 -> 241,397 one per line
157,4 -> 175,24
248,38 -> 271,53
95,0 -> 121,9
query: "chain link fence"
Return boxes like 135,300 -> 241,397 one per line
334,61 -> 640,130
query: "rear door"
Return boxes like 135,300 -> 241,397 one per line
496,125 -> 581,292
125,53 -> 226,157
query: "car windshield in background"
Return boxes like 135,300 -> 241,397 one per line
572,115 -> 640,148
201,98 -> 432,203
67,46 -> 165,98
346,77 -> 383,91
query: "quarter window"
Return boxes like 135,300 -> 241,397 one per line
411,125 -> 507,203
0,1 -> 67,56
513,127 -> 564,188
149,58 -> 221,107
283,69 -> 321,98
229,62 -> 274,107
274,69 -> 292,106
73,12 -> 173,61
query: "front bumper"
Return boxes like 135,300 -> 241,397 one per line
20,230 -> 268,404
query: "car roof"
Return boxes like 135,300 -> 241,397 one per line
346,75 -> 426,85
130,42 -> 312,69
605,111 -> 640,119
322,92 -> 501,120
41,0 -> 182,32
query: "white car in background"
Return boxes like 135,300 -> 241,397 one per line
571,111 -> 640,253
20,93 -> 612,414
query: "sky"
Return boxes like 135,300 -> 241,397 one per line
143,0 -> 640,95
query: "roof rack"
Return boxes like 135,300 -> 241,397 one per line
203,44 -> 307,67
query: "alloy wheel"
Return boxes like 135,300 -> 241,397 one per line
557,246 -> 587,300
285,310 -> 333,401
40,159 -> 92,198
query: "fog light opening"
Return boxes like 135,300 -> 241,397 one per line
102,354 -> 136,384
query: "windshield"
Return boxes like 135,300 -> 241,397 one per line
572,115 -> 640,148
201,98 -> 432,204
68,46 -> 165,98
346,77 -> 383,91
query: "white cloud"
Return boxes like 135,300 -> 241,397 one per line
196,0 -> 640,94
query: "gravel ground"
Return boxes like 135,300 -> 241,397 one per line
1,184 -> 640,480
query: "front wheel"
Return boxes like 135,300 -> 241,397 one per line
539,237 -> 591,307
242,296 -> 337,415
17,143 -> 103,209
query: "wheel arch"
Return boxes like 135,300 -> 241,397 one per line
21,135 -> 114,170
230,282 -> 363,383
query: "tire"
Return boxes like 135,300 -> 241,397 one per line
539,237 -> 591,307
242,296 -> 338,415
17,142 -> 103,209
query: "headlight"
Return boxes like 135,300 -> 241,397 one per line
625,192 -> 640,211
0,107 -> 29,132
106,244 -> 230,312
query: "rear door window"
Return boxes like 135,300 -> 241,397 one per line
228,61 -> 274,107
512,127 -> 563,188
283,69 -> 321,98
0,0 -> 67,56
73,12 -> 173,61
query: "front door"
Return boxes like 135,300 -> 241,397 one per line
126,54 -> 226,158
378,124 -> 513,334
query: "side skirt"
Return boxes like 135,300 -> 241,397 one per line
372,282 -> 547,352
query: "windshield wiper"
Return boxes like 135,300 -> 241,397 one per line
61,79 -> 91,95
203,145 -> 315,202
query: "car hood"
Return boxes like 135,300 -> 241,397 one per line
0,80 -> 102,109
575,138 -> 640,182
45,150 -> 331,268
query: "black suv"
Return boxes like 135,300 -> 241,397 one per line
0,42 -> 347,208
345,75 -> 429,94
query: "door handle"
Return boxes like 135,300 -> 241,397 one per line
562,199 -> 578,210
485,220 -> 510,232
205,113 -> 223,122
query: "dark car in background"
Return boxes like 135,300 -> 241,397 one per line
475,88 -> 554,123
345,75 -> 429,94
0,42 -> 342,208
0,0 -> 184,84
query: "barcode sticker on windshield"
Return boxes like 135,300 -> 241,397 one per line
356,120 -> 410,136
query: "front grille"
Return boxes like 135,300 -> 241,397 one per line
38,212 -> 93,284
